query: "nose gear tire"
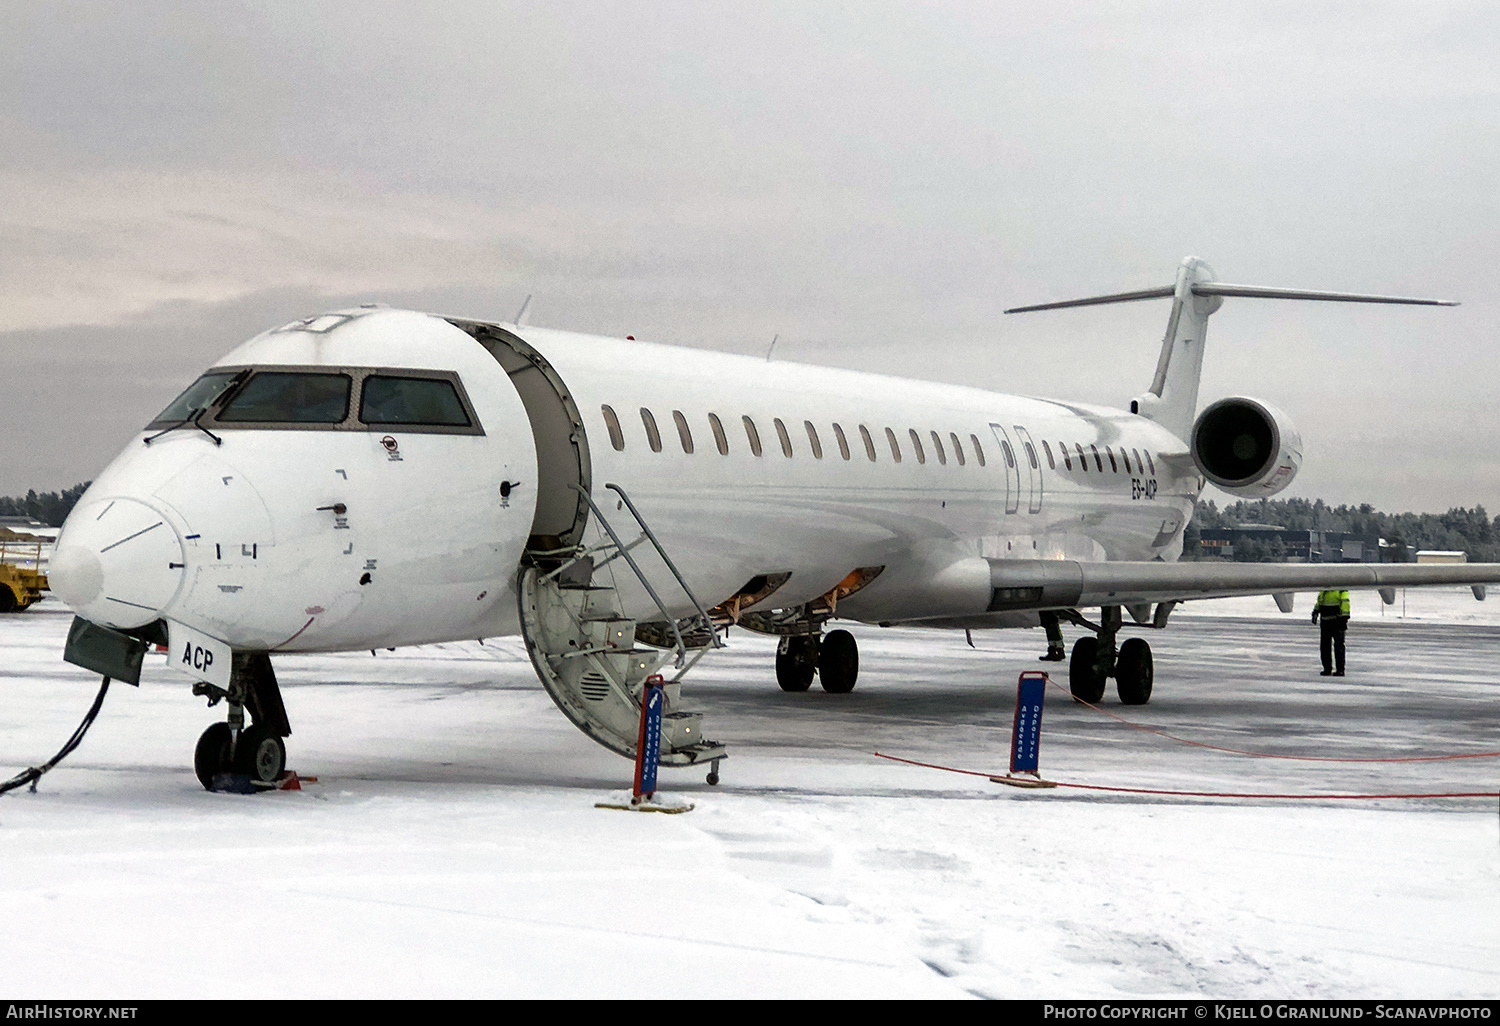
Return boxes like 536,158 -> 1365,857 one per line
235,724 -> 287,783
194,722 -> 234,790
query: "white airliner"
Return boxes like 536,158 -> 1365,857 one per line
45,257 -> 1500,788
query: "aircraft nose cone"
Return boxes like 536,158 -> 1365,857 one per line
52,498 -> 186,629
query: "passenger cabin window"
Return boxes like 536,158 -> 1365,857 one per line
360,375 -> 471,428
950,432 -> 966,466
602,405 -> 625,450
743,416 -> 763,457
1147,451 -> 1157,476
1090,444 -> 1103,472
673,410 -> 694,453
1120,449 -> 1131,474
885,427 -> 902,462
149,371 -> 240,427
805,421 -> 823,459
907,429 -> 926,464
1042,440 -> 1055,470
970,434 -> 986,467
774,418 -> 794,458
1074,443 -> 1086,470
1105,446 -> 1118,472
859,425 -> 877,461
1060,442 -> 1072,470
219,372 -> 351,424
833,423 -> 851,460
708,413 -> 729,455
1024,440 -> 1038,469
1002,440 -> 1016,468
1133,448 -> 1144,475
930,431 -> 947,465
641,408 -> 662,452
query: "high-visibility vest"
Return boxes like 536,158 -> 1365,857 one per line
1316,590 -> 1350,616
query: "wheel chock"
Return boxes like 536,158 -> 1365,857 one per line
208,770 -> 317,794
209,773 -> 257,794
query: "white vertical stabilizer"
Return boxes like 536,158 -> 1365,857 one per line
1132,257 -> 1221,442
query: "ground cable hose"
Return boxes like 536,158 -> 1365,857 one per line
0,675 -> 111,796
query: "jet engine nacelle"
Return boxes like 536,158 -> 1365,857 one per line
1189,396 -> 1302,498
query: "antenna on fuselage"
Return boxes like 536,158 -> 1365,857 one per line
765,334 -> 778,361
513,294 -> 533,326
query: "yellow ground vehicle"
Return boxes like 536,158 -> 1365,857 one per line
0,538 -> 49,612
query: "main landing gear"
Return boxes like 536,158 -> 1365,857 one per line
192,652 -> 292,789
1066,605 -> 1154,706
775,629 -> 860,694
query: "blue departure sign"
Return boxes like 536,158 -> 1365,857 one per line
633,677 -> 665,800
1009,672 -> 1047,775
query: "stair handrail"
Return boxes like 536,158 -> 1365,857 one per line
603,483 -> 725,650
569,485 -> 689,665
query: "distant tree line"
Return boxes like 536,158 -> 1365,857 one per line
1184,498 -> 1500,563
0,483 -> 91,527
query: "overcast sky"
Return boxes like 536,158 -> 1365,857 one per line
3,1 -> 1497,512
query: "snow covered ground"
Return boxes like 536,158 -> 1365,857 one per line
2,590 -> 1497,999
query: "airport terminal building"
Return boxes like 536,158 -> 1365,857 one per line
1195,524 -> 1386,563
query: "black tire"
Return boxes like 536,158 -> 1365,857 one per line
776,635 -> 818,692
1069,637 -> 1106,703
234,723 -> 286,784
818,629 -> 859,694
1116,637 -> 1154,706
0,585 -> 17,614
194,722 -> 234,790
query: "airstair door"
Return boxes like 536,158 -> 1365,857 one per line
1011,425 -> 1043,514
989,423 -> 1021,515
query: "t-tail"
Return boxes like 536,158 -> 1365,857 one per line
1005,256 -> 1458,442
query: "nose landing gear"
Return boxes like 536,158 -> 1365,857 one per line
192,652 -> 291,790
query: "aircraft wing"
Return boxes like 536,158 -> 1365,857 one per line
985,559 -> 1500,611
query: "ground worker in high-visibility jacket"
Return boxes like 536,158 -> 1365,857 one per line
1311,589 -> 1351,676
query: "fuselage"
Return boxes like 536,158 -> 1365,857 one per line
50,308 -> 1202,652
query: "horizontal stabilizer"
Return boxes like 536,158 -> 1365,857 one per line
1004,286 -> 1174,314
1190,283 -> 1458,306
1005,279 -> 1457,314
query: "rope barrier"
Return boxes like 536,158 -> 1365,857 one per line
1045,677 -> 1500,764
873,752 -> 1499,800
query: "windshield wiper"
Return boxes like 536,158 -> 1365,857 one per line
143,407 -> 222,447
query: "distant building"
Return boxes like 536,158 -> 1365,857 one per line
1415,550 -> 1467,564
0,516 -> 58,541
1196,525 -> 1383,562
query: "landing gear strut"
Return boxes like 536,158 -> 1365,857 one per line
1066,605 -> 1153,705
192,652 -> 291,790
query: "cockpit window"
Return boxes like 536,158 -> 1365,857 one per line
148,372 -> 240,427
360,375 -> 471,427
218,372 -> 352,423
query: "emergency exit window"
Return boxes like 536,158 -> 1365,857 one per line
360,375 -> 471,427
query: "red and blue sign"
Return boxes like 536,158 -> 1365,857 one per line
1010,671 -> 1047,774
633,676 -> 665,799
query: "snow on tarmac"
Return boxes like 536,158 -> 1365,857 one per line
1,591 -> 1497,999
